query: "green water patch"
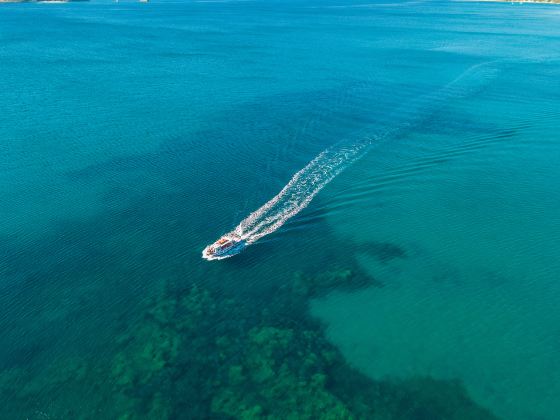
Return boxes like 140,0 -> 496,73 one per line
315,93 -> 560,420
0,261 -> 498,419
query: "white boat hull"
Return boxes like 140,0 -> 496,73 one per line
202,238 -> 246,261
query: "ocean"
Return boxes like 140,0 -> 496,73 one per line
1,0 -> 559,418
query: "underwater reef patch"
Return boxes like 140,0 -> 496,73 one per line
0,267 -> 499,419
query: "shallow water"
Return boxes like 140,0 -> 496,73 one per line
1,0 -> 559,418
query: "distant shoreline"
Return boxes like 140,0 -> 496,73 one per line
465,0 -> 560,3
0,0 -> 88,3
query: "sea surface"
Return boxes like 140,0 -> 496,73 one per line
1,0 -> 559,419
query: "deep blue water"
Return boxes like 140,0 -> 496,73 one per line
1,0 -> 559,419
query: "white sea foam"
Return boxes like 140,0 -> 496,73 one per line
234,137 -> 376,243
203,62 -> 499,259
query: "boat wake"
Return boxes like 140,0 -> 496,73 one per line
203,62 -> 499,260
235,137 -> 375,244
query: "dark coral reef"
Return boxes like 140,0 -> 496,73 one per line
0,266 -> 498,419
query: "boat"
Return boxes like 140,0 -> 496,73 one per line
202,233 -> 246,260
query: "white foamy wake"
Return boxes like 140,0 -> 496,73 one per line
234,136 -> 376,243
204,62 -> 499,257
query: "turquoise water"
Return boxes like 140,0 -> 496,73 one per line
1,0 -> 559,418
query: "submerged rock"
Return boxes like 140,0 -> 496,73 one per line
0,277 -> 499,419
291,267 -> 374,298
212,325 -> 354,420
